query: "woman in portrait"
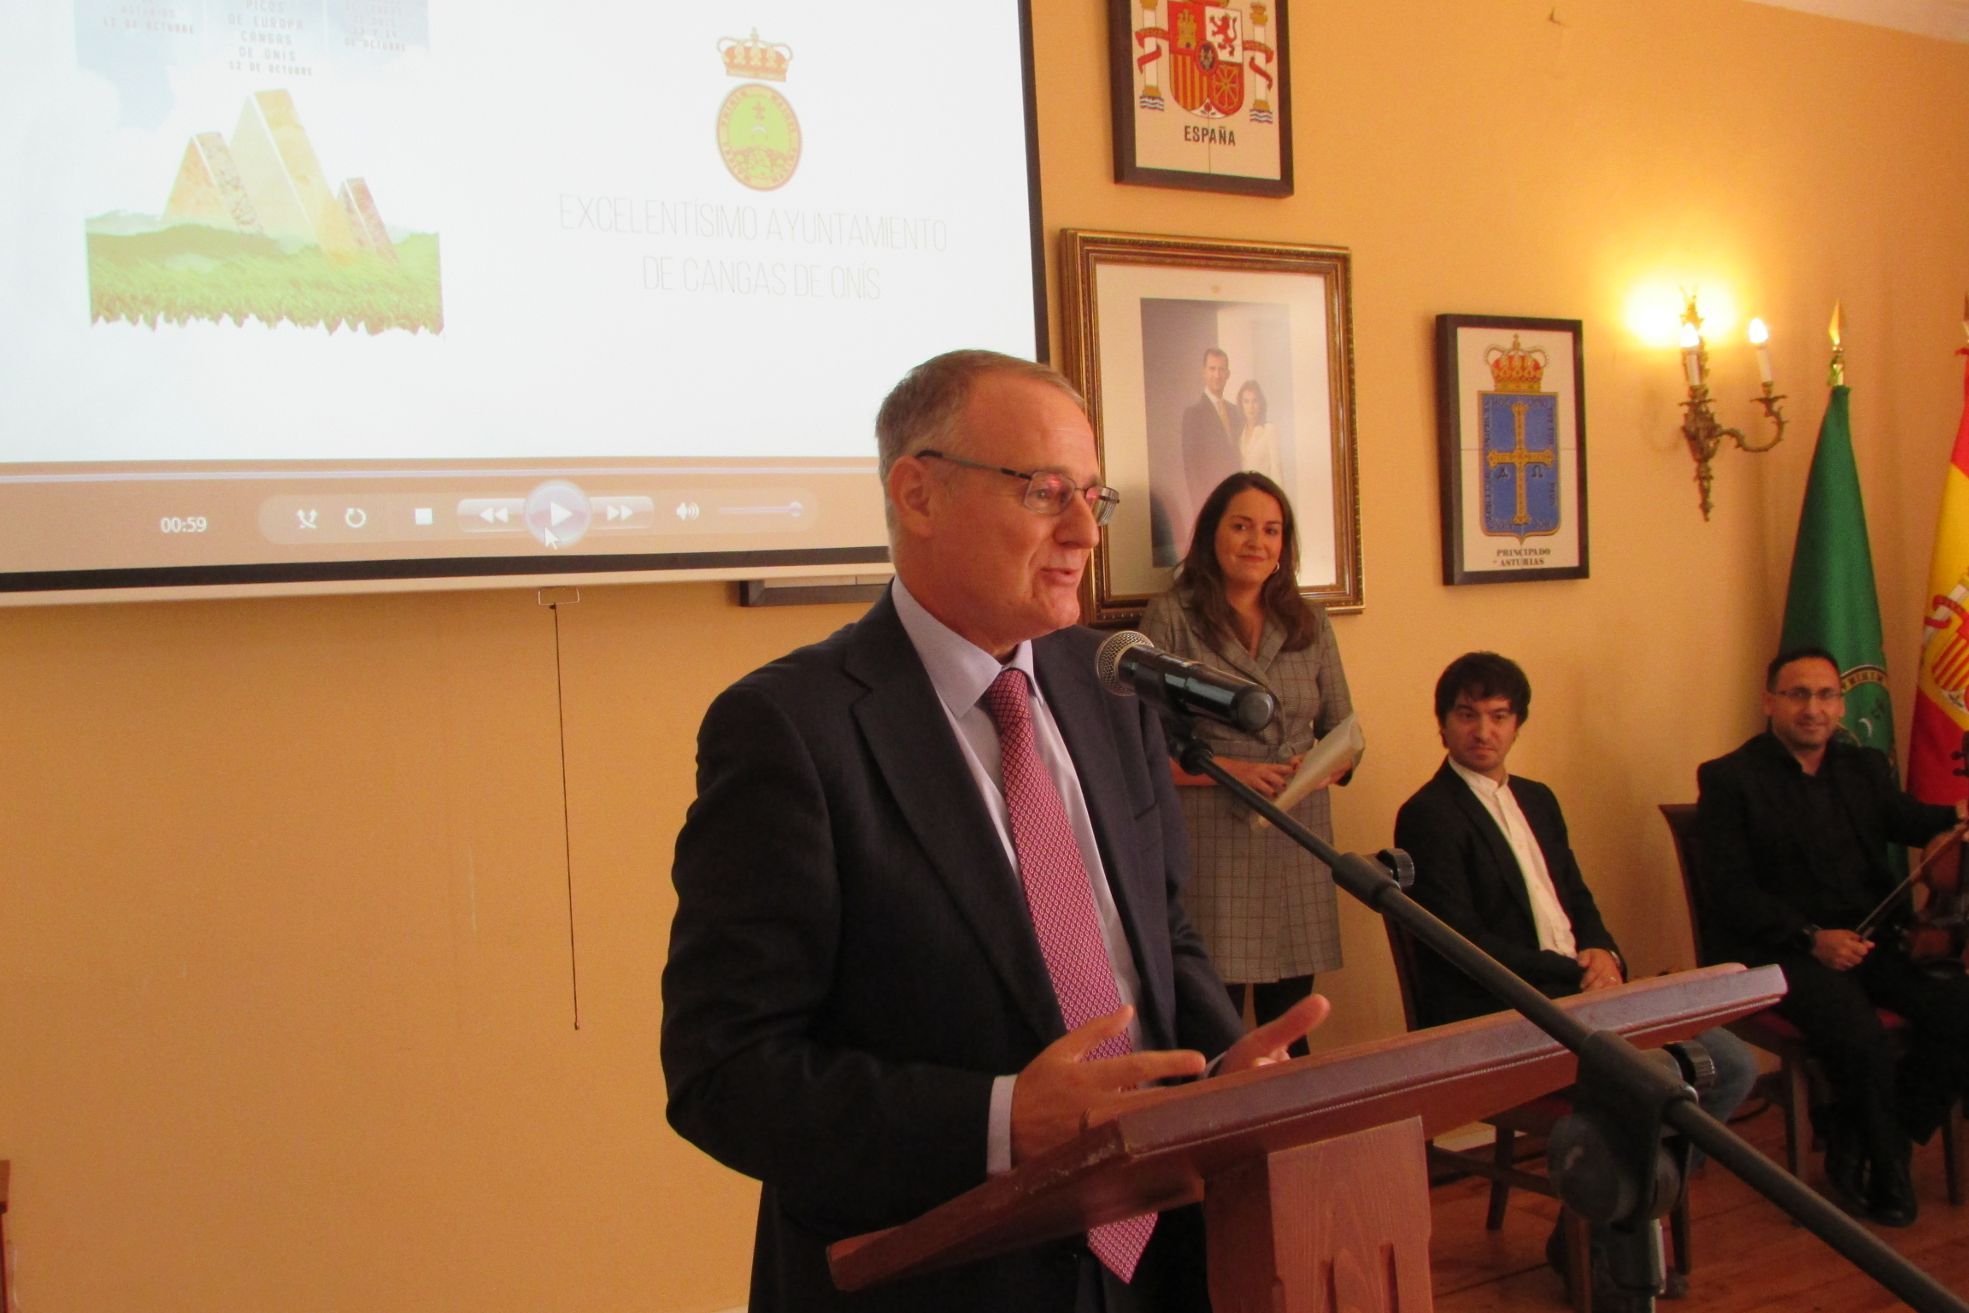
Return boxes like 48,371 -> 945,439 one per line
1141,471 -> 1356,1045
1234,379 -> 1282,485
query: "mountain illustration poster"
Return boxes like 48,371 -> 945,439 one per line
76,0 -> 439,334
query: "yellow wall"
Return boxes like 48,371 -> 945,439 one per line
4,3 -> 1968,1309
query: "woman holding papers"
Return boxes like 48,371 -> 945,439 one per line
1142,471 -> 1359,1044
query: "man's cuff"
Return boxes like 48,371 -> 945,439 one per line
986,1074 -> 1015,1177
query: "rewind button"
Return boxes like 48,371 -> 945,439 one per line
458,498 -> 526,533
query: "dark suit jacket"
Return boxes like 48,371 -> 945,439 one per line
1694,732 -> 1955,965
1392,762 -> 1620,1027
660,589 -> 1243,1313
1180,394 -> 1240,511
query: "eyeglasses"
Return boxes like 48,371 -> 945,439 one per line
917,449 -> 1121,527
1774,687 -> 1844,706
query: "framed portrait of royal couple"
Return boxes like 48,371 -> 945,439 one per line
1058,229 -> 1361,624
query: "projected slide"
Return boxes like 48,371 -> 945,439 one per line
0,1 -> 1044,593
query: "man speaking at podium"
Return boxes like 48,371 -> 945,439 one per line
662,350 -> 1323,1313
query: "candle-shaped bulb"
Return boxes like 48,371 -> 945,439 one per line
1679,322 -> 1703,388
1748,318 -> 1774,385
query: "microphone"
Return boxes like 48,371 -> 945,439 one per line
1095,630 -> 1277,733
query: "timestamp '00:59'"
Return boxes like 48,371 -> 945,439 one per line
159,516 -> 209,534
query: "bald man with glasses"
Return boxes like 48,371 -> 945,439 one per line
662,350 -> 1323,1313
1697,645 -> 1969,1226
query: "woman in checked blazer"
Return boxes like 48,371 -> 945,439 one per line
1141,471 -> 1357,1046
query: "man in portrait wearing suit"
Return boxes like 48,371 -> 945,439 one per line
661,349 -> 1324,1313
1395,651 -> 1755,1310
1180,345 -> 1242,512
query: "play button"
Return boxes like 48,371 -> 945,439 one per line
523,480 -> 592,549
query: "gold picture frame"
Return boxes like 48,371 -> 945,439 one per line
1059,229 -> 1361,624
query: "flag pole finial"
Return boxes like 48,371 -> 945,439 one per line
1829,302 -> 1845,387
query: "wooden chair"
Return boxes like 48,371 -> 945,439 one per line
1383,921 -> 1694,1311
1658,802 -> 1964,1204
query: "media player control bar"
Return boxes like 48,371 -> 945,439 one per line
258,487 -> 811,546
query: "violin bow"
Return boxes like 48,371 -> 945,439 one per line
1856,817 -> 1969,940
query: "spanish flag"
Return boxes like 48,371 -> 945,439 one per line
1908,347 -> 1969,804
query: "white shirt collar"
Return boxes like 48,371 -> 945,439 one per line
891,577 -> 1036,718
1447,755 -> 1510,798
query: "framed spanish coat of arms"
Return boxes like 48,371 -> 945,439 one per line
1108,0 -> 1292,196
1434,315 -> 1589,585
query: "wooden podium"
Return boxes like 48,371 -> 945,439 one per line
829,964 -> 1783,1313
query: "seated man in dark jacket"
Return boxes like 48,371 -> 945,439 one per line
1697,644 -> 1969,1226
1396,652 -> 1756,1308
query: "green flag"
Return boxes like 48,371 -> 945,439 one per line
1779,385 -> 1896,761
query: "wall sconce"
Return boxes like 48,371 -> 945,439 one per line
1678,294 -> 1787,519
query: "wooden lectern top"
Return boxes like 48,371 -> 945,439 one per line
828,963 -> 1782,1293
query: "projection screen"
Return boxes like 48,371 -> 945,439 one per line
0,0 -> 1048,602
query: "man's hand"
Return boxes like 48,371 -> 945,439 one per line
1216,993 -> 1331,1075
1009,1007 -> 1207,1165
1810,927 -> 1872,971
1576,947 -> 1624,992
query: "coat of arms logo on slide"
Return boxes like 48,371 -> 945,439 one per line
716,29 -> 800,192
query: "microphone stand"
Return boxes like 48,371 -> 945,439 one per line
1165,720 -> 1969,1313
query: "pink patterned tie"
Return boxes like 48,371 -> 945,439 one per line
982,667 -> 1155,1282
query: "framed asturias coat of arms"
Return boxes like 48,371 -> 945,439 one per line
1108,0 -> 1292,196
1433,315 -> 1589,585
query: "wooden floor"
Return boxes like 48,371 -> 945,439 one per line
1429,1103 -> 1969,1312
